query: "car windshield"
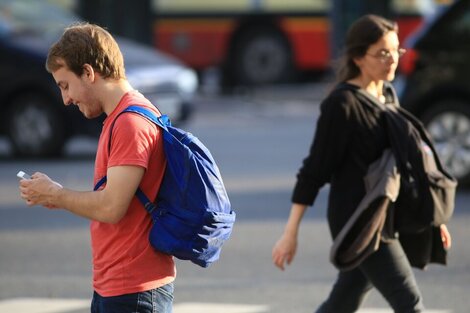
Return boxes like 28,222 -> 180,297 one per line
443,2 -> 470,35
392,0 -> 438,16
0,0 -> 78,39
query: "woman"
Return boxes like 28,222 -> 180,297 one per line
272,15 -> 452,313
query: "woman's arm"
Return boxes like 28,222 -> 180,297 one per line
272,203 -> 308,270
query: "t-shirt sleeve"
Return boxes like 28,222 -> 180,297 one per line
108,113 -> 159,169
291,90 -> 355,206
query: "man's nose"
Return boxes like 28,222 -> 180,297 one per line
62,94 -> 73,106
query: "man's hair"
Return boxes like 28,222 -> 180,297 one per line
46,22 -> 125,79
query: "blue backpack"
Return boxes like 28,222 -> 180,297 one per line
94,105 -> 236,267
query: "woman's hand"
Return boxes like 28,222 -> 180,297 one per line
440,224 -> 452,250
272,232 -> 298,271
272,203 -> 307,271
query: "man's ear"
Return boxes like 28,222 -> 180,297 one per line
82,64 -> 95,82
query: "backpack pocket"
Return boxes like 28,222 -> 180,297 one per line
149,208 -> 236,267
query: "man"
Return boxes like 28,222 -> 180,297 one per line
19,23 -> 175,313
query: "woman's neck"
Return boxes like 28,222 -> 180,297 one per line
347,77 -> 385,103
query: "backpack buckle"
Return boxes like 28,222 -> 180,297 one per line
145,202 -> 156,214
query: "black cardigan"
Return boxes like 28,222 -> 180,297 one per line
293,82 -> 448,269
292,82 -> 391,238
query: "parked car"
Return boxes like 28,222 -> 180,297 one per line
397,0 -> 470,184
0,0 -> 198,157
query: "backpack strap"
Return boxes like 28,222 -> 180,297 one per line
93,175 -> 156,214
123,105 -> 171,130
106,105 -> 170,153
93,105 -> 171,215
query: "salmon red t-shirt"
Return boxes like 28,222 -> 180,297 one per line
92,90 -> 175,296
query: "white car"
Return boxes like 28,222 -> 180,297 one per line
0,0 -> 198,157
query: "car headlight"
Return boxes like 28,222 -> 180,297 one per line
177,68 -> 198,96
126,65 -> 198,96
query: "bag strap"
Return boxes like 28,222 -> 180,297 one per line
106,105 -> 170,152
123,105 -> 171,130
334,81 -> 399,111
93,105 -> 171,215
93,175 -> 156,214
338,82 -> 455,181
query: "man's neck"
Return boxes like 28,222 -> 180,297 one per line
100,79 -> 134,115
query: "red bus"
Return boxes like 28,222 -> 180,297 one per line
151,0 -> 440,86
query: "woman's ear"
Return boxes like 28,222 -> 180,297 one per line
352,56 -> 363,70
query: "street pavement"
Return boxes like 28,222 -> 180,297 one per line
0,83 -> 468,312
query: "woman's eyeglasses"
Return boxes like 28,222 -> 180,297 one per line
367,48 -> 407,63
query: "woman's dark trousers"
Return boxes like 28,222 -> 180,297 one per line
316,240 -> 424,313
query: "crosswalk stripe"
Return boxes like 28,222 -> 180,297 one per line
357,308 -> 452,313
0,298 -> 451,313
174,302 -> 269,313
0,298 -> 269,313
0,298 -> 89,313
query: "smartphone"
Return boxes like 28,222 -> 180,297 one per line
17,171 -> 31,180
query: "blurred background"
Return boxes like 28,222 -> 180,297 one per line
1,0 -> 469,312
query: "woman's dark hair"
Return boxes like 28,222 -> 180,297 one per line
335,14 -> 398,83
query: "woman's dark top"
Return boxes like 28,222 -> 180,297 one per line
292,82 -> 395,238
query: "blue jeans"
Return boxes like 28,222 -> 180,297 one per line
316,240 -> 424,313
91,283 -> 174,313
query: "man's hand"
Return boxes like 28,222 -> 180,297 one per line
18,166 -> 144,223
19,172 -> 62,209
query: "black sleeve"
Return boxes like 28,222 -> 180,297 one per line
291,90 -> 356,206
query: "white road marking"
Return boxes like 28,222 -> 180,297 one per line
174,302 -> 269,313
0,298 -> 89,313
0,298 -> 269,313
0,298 -> 451,313
357,308 -> 452,313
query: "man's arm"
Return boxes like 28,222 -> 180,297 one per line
19,165 -> 145,224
